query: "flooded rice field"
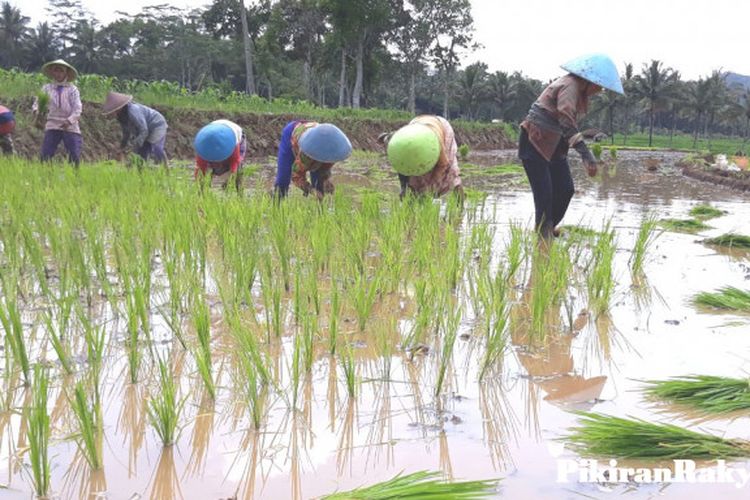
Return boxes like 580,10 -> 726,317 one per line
0,151 -> 749,499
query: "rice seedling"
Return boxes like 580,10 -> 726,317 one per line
629,215 -> 661,276
0,295 -> 31,386
505,223 -> 525,283
458,143 -> 470,161
290,331 -> 303,409
27,364 -> 51,499
80,312 -> 106,403
340,341 -> 357,399
192,298 -> 216,400
658,218 -> 710,233
41,298 -> 75,375
374,318 -> 396,380
564,411 -> 750,460
609,146 -> 618,160
703,233 -> 750,249
586,225 -> 617,316
351,272 -> 381,332
479,276 -> 509,381
693,286 -> 750,312
147,357 -> 185,446
328,275 -> 342,355
591,143 -> 603,161
642,375 -> 750,415
320,470 -> 499,499
689,204 -> 725,220
260,260 -> 284,340
300,306 -> 317,373
528,241 -> 571,339
69,381 -> 102,470
435,302 -> 461,399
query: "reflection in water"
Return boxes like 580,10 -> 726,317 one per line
479,380 -> 518,471
117,383 -> 146,478
62,450 -> 107,500
184,396 -> 215,479
364,380 -> 394,471
336,400 -> 356,479
150,447 -> 182,500
438,430 -> 453,479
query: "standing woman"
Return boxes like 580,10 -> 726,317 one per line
34,60 -> 83,166
102,92 -> 168,165
519,54 -> 624,239
274,121 -> 352,199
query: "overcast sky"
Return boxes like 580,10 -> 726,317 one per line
13,0 -> 749,81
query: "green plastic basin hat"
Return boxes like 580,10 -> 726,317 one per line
387,123 -> 440,176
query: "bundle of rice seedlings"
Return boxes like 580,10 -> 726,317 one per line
703,233 -> 750,249
693,286 -> 750,312
689,204 -> 725,220
657,218 -> 709,233
565,412 -> 750,460
320,470 -> 499,499
643,375 -> 750,415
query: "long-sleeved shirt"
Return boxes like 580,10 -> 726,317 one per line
33,83 -> 82,134
119,102 -> 167,149
194,120 -> 246,177
520,74 -> 591,162
406,115 -> 462,196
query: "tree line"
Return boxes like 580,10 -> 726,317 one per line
2,0 -> 749,145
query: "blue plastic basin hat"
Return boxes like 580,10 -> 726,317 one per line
194,121 -> 236,161
560,54 -> 625,95
298,123 -> 352,163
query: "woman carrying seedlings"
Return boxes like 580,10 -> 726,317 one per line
0,105 -> 15,155
193,119 -> 247,191
33,60 -> 83,166
385,115 -> 464,201
274,121 -> 352,199
519,53 -> 624,239
102,92 -> 168,165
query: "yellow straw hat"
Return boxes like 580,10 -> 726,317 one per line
102,92 -> 134,115
41,59 -> 78,82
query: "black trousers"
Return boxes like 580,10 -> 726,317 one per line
518,128 -> 575,237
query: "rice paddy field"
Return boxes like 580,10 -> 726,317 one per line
0,150 -> 749,500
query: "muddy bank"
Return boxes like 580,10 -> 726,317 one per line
2,96 -> 514,161
681,164 -> 750,192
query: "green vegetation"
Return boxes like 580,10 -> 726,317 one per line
69,382 -> 102,470
643,375 -> 750,415
630,216 -> 660,276
689,204 -> 725,220
591,143 -> 603,161
458,144 -> 470,160
611,132 -> 746,155
693,286 -> 750,312
148,358 -> 185,446
565,412 -> 750,459
320,470 -> 499,499
586,225 -> 617,316
703,233 -> 750,249
658,218 -> 710,233
27,365 -> 51,498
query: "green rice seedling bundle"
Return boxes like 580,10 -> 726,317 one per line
301,306 -> 317,373
148,357 -> 185,446
480,274 -> 509,381
703,233 -> 750,249
41,295 -> 75,375
658,218 -> 710,233
591,143 -> 603,161
320,470 -> 498,499
565,412 -> 750,459
689,204 -> 725,220
0,295 -> 31,386
643,375 -> 750,415
505,223 -> 526,283
435,300 -> 461,398
192,298 -> 216,400
528,241 -> 571,339
80,312 -> 106,405
352,272 -> 381,332
69,381 -> 102,470
260,260 -> 284,340
693,286 -> 750,312
340,341 -> 357,398
609,146 -> 618,160
629,215 -> 660,276
27,365 -> 51,498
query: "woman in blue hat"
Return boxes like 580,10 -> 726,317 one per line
194,119 -> 247,191
519,54 -> 624,239
273,121 -> 352,199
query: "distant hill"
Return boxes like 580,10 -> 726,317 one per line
724,72 -> 750,92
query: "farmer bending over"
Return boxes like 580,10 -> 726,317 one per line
194,119 -> 247,191
34,60 -> 83,166
384,115 -> 464,201
0,105 -> 15,155
274,121 -> 352,200
102,92 -> 168,165
519,53 -> 624,239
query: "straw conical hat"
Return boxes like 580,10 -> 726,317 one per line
102,92 -> 133,115
41,59 -> 78,82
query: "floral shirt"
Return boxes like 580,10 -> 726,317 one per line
406,115 -> 462,196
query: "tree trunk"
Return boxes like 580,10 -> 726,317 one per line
239,0 -> 256,95
303,46 -> 312,101
442,69 -> 450,119
338,47 -> 347,107
352,35 -> 364,109
408,68 -> 416,114
648,104 -> 654,147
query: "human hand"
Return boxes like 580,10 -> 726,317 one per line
585,159 -> 598,177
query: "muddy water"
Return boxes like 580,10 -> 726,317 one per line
2,151 -> 750,500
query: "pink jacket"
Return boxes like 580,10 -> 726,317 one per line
34,83 -> 83,134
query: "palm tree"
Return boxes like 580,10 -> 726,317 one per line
457,62 -> 488,120
632,60 -> 678,147
26,22 -> 58,70
487,71 -> 515,121
0,1 -> 30,68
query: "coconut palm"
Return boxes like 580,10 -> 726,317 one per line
487,70 -> 515,121
457,61 -> 488,120
26,23 -> 59,70
0,1 -> 30,68
632,60 -> 679,147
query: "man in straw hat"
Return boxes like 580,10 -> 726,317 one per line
193,119 -> 247,191
273,120 -> 352,200
33,59 -> 83,166
102,91 -> 168,165
383,115 -> 464,201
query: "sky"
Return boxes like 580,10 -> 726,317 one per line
12,0 -> 750,81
